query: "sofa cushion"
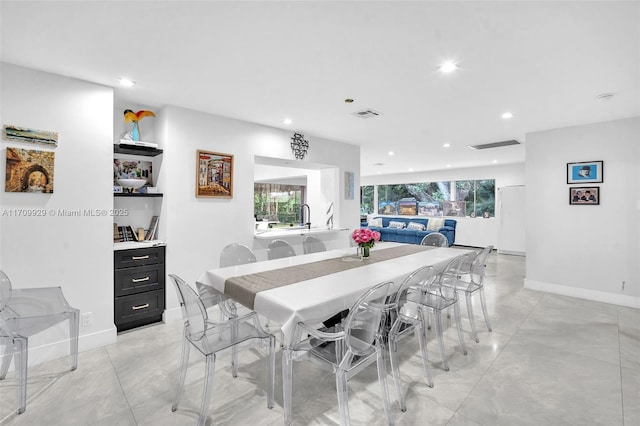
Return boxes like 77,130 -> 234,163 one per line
427,217 -> 445,231
368,217 -> 383,227
407,221 -> 425,231
388,221 -> 406,229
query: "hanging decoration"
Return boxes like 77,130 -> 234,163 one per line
290,132 -> 309,160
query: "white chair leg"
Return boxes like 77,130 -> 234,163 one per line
15,337 -> 27,414
336,370 -> 351,426
389,332 -> 406,412
453,302 -> 468,356
198,353 -> 216,426
415,321 -> 434,388
0,337 -> 12,380
283,349 -> 294,426
479,288 -> 492,332
375,348 -> 394,425
433,311 -> 449,371
465,293 -> 479,343
172,329 -> 191,413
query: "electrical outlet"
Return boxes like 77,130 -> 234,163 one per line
81,312 -> 93,327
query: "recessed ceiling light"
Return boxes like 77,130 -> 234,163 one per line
443,143 -> 451,148
408,168 -> 413,172
118,77 -> 135,87
438,61 -> 458,73
501,112 -> 513,119
388,151 -> 394,156
283,118 -> 292,125
492,160 -> 498,164
446,164 -> 451,168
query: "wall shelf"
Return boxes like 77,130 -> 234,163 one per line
114,144 -> 163,157
114,193 -> 163,198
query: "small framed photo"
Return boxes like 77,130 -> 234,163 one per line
196,150 -> 233,198
569,186 -> 600,205
567,161 -> 603,184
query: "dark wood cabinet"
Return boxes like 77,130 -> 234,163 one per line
114,245 -> 166,332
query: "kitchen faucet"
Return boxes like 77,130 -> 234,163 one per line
300,203 -> 311,229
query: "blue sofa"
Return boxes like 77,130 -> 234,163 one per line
364,216 -> 456,246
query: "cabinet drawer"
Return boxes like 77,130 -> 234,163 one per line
115,264 -> 165,297
114,246 -> 165,269
115,289 -> 165,328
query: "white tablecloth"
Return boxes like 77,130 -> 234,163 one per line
197,242 -> 470,346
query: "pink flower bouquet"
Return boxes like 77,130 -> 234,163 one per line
351,228 -> 381,249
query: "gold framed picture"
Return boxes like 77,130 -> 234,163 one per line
196,150 -> 233,198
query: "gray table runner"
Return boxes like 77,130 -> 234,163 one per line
225,245 -> 435,309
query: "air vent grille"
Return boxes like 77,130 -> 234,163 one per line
351,109 -> 382,119
468,139 -> 522,150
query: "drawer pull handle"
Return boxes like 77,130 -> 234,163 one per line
132,303 -> 149,310
132,276 -> 150,283
132,255 -> 150,260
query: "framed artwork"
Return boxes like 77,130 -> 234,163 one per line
5,147 -> 55,193
344,171 -> 354,200
569,186 -> 600,205
567,161 -> 603,184
196,150 -> 233,198
3,124 -> 58,147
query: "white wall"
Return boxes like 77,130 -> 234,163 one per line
525,117 -> 640,307
361,163 -> 525,247
0,63 -> 116,363
158,105 -> 360,319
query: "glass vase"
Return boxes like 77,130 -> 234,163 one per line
132,122 -> 140,141
358,245 -> 370,259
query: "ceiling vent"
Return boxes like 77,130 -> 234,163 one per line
468,139 -> 522,150
351,109 -> 382,119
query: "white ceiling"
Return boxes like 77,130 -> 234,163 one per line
1,1 -> 638,176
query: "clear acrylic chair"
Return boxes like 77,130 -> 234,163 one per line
387,266 -> 435,412
169,274 -> 276,426
0,270 -> 79,414
196,243 -> 257,312
419,256 -> 468,371
302,235 -> 326,254
420,232 -> 449,247
283,281 -> 395,425
442,246 -> 493,343
267,239 -> 296,260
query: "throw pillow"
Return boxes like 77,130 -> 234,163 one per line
388,221 -> 406,229
407,221 -> 425,231
368,217 -> 383,227
426,218 -> 445,231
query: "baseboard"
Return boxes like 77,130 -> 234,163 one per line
498,249 -> 525,256
163,306 -> 183,323
1,326 -> 117,372
525,279 -> 640,308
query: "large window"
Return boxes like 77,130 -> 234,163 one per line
254,183 -> 304,225
360,185 -> 375,214
361,179 -> 495,217
455,179 -> 496,217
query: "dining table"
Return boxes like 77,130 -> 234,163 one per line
197,241 -> 471,424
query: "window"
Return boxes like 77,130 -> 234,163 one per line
254,183 -> 304,225
362,179 -> 495,217
360,185 -> 375,214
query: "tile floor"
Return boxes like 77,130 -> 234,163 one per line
0,253 -> 638,425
